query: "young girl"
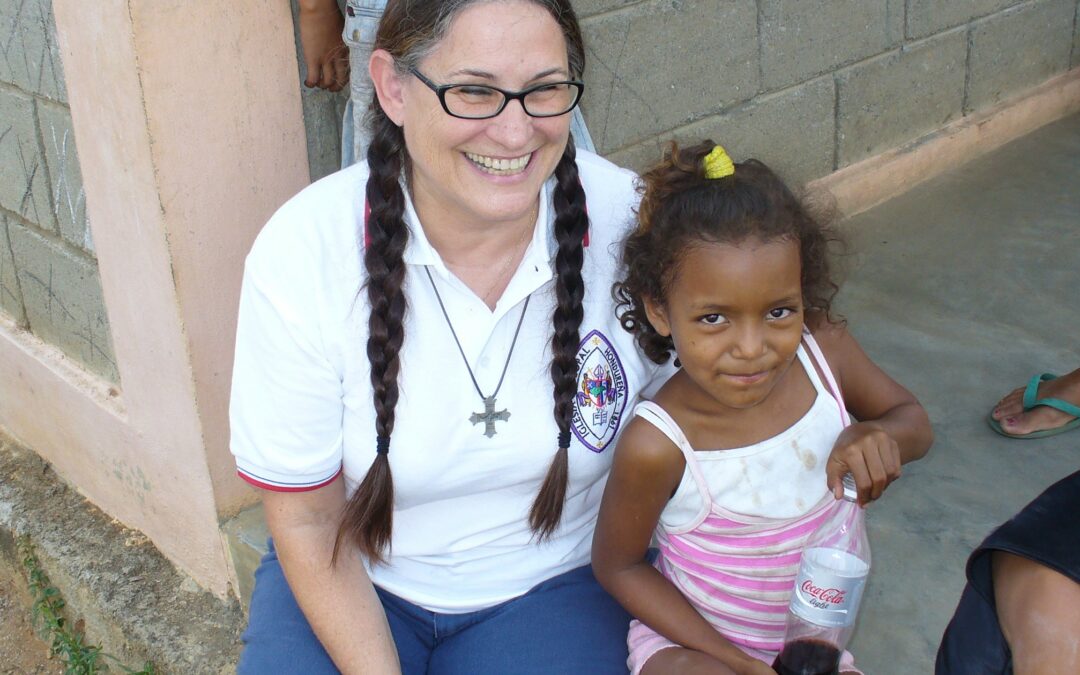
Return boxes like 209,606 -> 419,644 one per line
593,142 -> 933,675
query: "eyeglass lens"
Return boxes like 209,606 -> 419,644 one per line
444,83 -> 579,118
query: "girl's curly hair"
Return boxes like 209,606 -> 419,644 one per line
616,140 -> 843,364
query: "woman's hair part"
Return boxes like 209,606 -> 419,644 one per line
371,0 -> 584,80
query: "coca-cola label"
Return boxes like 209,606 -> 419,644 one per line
789,547 -> 869,628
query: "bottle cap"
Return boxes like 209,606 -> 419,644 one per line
842,474 -> 858,502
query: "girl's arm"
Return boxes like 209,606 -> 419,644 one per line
811,318 -> 934,504
262,478 -> 401,674
592,418 -> 770,675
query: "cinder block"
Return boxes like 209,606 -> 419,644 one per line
607,76 -> 835,186
36,101 -> 91,252
1072,0 -> 1079,68
967,0 -> 1076,112
837,30 -> 967,167
7,223 -> 118,382
0,213 -> 26,325
0,88 -> 54,231
0,0 -> 67,101
573,0 -> 642,18
581,0 -> 759,153
759,0 -> 899,90
906,0 -> 1020,40
885,0 -> 906,45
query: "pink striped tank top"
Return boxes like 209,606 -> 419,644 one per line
635,330 -> 851,658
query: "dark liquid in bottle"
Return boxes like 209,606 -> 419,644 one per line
771,638 -> 841,675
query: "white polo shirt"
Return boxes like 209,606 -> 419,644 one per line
230,150 -> 667,613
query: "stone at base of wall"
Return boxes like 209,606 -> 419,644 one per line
812,67 -> 1080,220
0,434 -> 242,674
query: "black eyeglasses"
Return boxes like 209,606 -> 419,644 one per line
409,68 -> 584,120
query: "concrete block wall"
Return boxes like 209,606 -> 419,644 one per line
0,0 -> 117,382
293,0 -> 1079,186
576,0 -> 1080,186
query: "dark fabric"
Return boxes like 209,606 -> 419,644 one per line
968,470 -> 1080,586
935,582 -> 1012,675
935,470 -> 1080,674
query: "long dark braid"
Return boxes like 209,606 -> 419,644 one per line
333,110 -> 409,565
530,137 -> 588,539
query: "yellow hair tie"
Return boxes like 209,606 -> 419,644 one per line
703,145 -> 735,179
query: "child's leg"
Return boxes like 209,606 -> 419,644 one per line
992,551 -> 1080,675
641,647 -> 738,675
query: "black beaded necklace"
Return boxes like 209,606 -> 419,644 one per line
424,267 -> 530,438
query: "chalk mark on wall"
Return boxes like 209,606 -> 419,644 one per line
47,124 -> 86,236
0,215 -> 28,325
72,312 -> 115,369
36,0 -> 63,98
22,264 -> 75,323
0,0 -> 64,98
16,141 -> 42,224
111,458 -> 152,506
585,21 -> 662,154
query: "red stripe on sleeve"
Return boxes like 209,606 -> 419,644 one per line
237,467 -> 342,492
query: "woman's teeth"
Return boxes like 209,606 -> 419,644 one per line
465,152 -> 531,175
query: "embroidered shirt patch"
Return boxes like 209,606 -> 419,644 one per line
572,330 -> 628,453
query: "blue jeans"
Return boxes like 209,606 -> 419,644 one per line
238,541 -> 633,674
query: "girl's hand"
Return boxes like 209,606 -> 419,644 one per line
826,421 -> 902,505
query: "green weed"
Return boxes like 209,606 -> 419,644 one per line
17,536 -> 156,675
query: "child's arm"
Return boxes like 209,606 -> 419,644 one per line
592,418 -> 774,675
812,318 -> 934,505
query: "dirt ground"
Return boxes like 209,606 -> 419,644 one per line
0,574 -> 61,674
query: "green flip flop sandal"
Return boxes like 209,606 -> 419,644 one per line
988,373 -> 1080,439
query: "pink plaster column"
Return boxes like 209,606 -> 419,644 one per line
6,0 -> 311,594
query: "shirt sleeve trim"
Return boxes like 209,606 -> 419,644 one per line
236,466 -> 342,492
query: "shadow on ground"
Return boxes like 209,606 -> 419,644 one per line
841,113 -> 1080,671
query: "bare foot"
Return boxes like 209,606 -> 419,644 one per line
991,367 -> 1080,436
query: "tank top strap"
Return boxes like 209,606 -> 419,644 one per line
633,401 -> 713,506
800,327 -> 851,427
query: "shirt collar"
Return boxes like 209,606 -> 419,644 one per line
394,176 -> 560,276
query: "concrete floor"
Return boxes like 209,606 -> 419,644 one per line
841,113 -> 1080,672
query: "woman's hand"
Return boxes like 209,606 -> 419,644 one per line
826,421 -> 902,505
298,0 -> 350,91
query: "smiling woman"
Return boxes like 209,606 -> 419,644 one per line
371,0 -> 577,249
229,0 -> 671,673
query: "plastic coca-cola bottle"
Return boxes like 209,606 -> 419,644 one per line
773,475 -> 871,675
